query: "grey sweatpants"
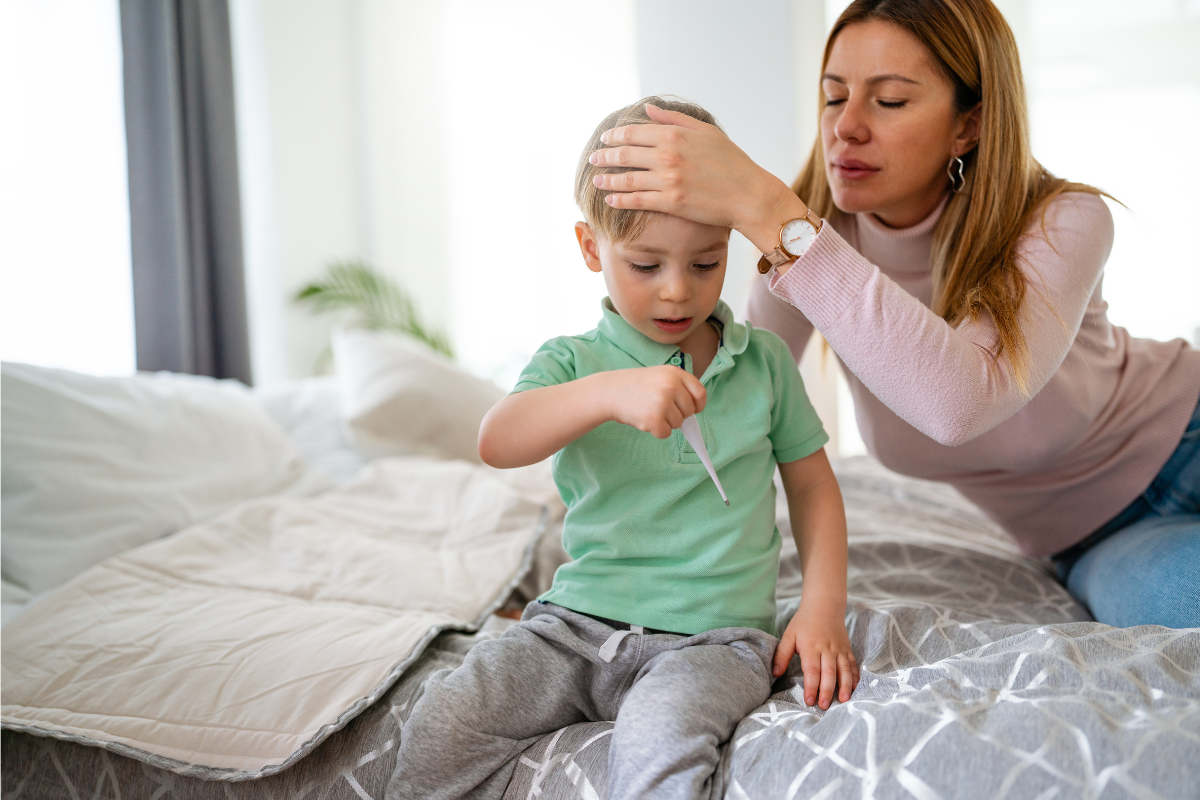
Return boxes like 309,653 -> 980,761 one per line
387,601 -> 777,800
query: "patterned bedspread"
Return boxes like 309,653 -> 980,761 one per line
4,458 -> 1198,799
501,459 -> 1200,800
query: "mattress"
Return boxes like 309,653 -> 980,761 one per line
5,457 -> 1197,799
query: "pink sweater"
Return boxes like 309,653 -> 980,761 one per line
748,192 -> 1200,556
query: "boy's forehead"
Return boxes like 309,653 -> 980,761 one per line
619,214 -> 730,253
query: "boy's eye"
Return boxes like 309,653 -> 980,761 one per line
694,262 -> 721,271
630,263 -> 658,273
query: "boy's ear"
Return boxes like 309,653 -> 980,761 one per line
575,222 -> 604,274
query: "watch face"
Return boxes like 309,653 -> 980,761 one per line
780,218 -> 818,258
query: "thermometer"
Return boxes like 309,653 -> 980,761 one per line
681,415 -> 729,506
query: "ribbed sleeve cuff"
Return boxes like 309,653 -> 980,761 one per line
768,223 -> 875,330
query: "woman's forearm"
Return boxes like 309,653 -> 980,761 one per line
767,193 -> 1113,446
478,377 -> 611,468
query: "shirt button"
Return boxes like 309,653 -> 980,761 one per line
670,356 -> 682,365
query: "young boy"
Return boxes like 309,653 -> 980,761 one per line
388,97 -> 858,800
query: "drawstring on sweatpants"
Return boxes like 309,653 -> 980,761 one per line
598,625 -> 644,663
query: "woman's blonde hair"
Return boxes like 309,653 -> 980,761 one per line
576,96 -> 724,243
794,0 -> 1104,392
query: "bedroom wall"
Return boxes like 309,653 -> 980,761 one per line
230,0 -> 365,384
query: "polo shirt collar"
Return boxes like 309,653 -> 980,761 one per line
598,297 -> 749,368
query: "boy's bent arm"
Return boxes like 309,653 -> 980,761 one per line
478,376 -> 612,469
775,449 -> 859,708
478,366 -> 707,469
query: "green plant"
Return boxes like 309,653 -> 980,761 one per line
293,260 -> 454,359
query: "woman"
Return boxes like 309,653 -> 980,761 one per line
588,0 -> 1200,627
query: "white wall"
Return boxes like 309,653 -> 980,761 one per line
1013,0 -> 1200,348
230,0 -> 366,383
634,0 -> 799,320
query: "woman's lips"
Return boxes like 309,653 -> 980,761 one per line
654,317 -> 693,333
832,158 -> 880,181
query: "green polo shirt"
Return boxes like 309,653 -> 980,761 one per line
513,298 -> 827,635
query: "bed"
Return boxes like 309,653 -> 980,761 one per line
2,346 -> 1198,800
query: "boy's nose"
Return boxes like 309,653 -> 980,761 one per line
659,271 -> 691,302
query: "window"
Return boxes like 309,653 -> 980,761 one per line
0,0 -> 135,376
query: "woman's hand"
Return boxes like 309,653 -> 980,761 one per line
773,600 -> 859,709
592,104 -> 810,254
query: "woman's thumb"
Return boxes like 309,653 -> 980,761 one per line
645,103 -> 708,130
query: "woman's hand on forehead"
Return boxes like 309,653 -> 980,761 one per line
592,104 -> 791,240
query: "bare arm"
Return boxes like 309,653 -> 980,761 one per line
773,449 -> 858,709
478,366 -> 707,469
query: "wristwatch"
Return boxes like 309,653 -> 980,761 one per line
756,208 -> 823,274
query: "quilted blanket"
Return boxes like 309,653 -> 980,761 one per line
0,458 -> 548,780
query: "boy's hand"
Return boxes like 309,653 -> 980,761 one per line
602,366 -> 707,439
773,602 -> 859,710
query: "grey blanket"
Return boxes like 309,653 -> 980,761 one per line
5,459 -> 1198,799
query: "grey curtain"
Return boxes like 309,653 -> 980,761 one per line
119,0 -> 252,383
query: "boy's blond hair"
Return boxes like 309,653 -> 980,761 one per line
575,96 -> 724,243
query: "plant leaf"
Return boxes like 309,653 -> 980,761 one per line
293,260 -> 454,359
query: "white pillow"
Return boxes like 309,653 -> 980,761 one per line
332,328 -> 505,463
1,362 -> 330,597
253,377 -> 370,484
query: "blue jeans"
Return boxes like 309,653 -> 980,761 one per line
1052,394 -> 1200,628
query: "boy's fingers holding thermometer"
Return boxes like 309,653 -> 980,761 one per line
680,370 -> 707,411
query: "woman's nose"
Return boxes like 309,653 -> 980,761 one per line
834,98 -> 870,144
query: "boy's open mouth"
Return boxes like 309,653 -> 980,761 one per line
653,317 -> 692,334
